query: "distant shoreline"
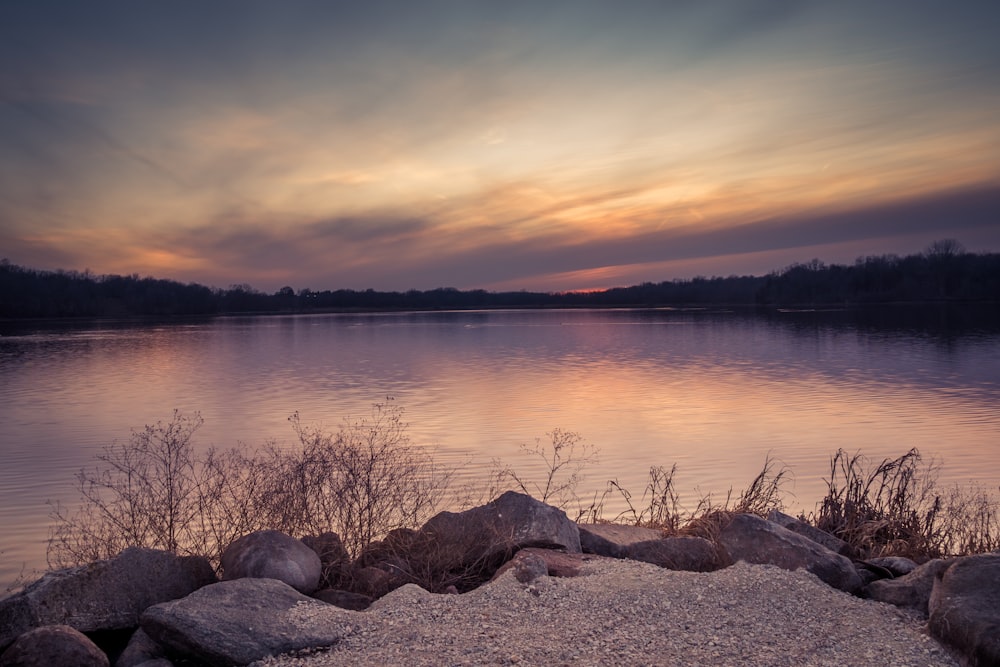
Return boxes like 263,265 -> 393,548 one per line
2,299 -> 998,328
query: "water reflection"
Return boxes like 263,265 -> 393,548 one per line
1,306 -> 998,589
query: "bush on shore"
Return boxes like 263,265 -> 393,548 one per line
47,407 -> 1000,577
48,402 -> 451,570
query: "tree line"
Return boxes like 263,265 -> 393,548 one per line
1,240 -> 998,319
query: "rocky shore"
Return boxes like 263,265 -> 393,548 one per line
2,492 -> 998,666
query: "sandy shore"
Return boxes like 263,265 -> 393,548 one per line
255,557 -> 960,667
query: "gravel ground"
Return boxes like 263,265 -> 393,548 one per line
256,558 -> 960,667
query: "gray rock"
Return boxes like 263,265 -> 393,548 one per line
423,491 -> 580,554
766,510 -> 858,558
116,628 -> 166,667
346,565 -> 413,599
354,528 -> 420,570
718,513 -> 863,595
577,523 -> 665,558
866,556 -> 918,578
140,578 -> 362,667
864,558 -> 954,616
625,536 -> 728,572
400,491 -> 581,591
505,551 -> 549,584
222,530 -> 322,594
0,625 -> 109,667
0,548 -> 216,650
928,553 -> 1000,666
492,547 -> 586,585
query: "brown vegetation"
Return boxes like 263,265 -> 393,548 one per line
48,408 -> 999,581
48,402 -> 451,571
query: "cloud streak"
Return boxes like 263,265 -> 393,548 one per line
1,1 -> 998,291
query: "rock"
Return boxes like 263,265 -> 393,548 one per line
222,530 -> 322,594
0,548 -> 216,650
928,553 -> 1000,666
300,532 -> 351,589
718,513 -> 863,595
854,561 -> 894,587
115,628 -> 166,667
577,523 -> 665,558
492,548 -> 586,584
500,551 -> 549,584
311,589 -> 373,611
380,492 -> 581,592
766,510 -> 858,558
856,555 -> 922,587
625,536 -> 728,572
354,528 -> 420,570
518,547 -> 585,578
866,556 -> 918,578
347,565 -> 411,599
421,491 -> 580,554
0,625 -> 109,667
864,558 -> 954,617
140,578 -> 363,667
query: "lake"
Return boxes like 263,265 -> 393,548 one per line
2,306 -> 999,589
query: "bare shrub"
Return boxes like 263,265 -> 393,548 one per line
187,445 -> 277,565
275,403 -> 454,557
48,411 -> 204,568
489,429 -> 598,509
934,482 -> 1000,556
48,402 -> 453,571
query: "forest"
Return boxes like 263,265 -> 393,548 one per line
1,240 -> 998,319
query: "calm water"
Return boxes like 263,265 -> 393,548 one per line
2,306 -> 999,589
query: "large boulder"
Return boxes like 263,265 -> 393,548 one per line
625,536 -> 728,572
375,492 -> 581,592
718,513 -> 863,595
766,510 -> 858,558
0,548 -> 216,650
928,553 -> 1000,666
222,530 -> 322,595
422,491 -> 581,554
0,625 -> 109,667
864,558 -> 954,616
577,523 -> 665,558
140,578 -> 367,666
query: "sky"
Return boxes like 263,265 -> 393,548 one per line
1,1 -> 999,293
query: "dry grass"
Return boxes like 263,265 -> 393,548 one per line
810,448 -> 1000,559
522,442 -> 998,560
46,403 -> 1000,588
573,455 -> 791,542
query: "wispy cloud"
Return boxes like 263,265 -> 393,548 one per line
1,1 -> 998,290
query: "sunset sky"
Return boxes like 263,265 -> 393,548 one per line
2,1 -> 998,293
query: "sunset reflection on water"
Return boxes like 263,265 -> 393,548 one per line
1,307 -> 998,588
